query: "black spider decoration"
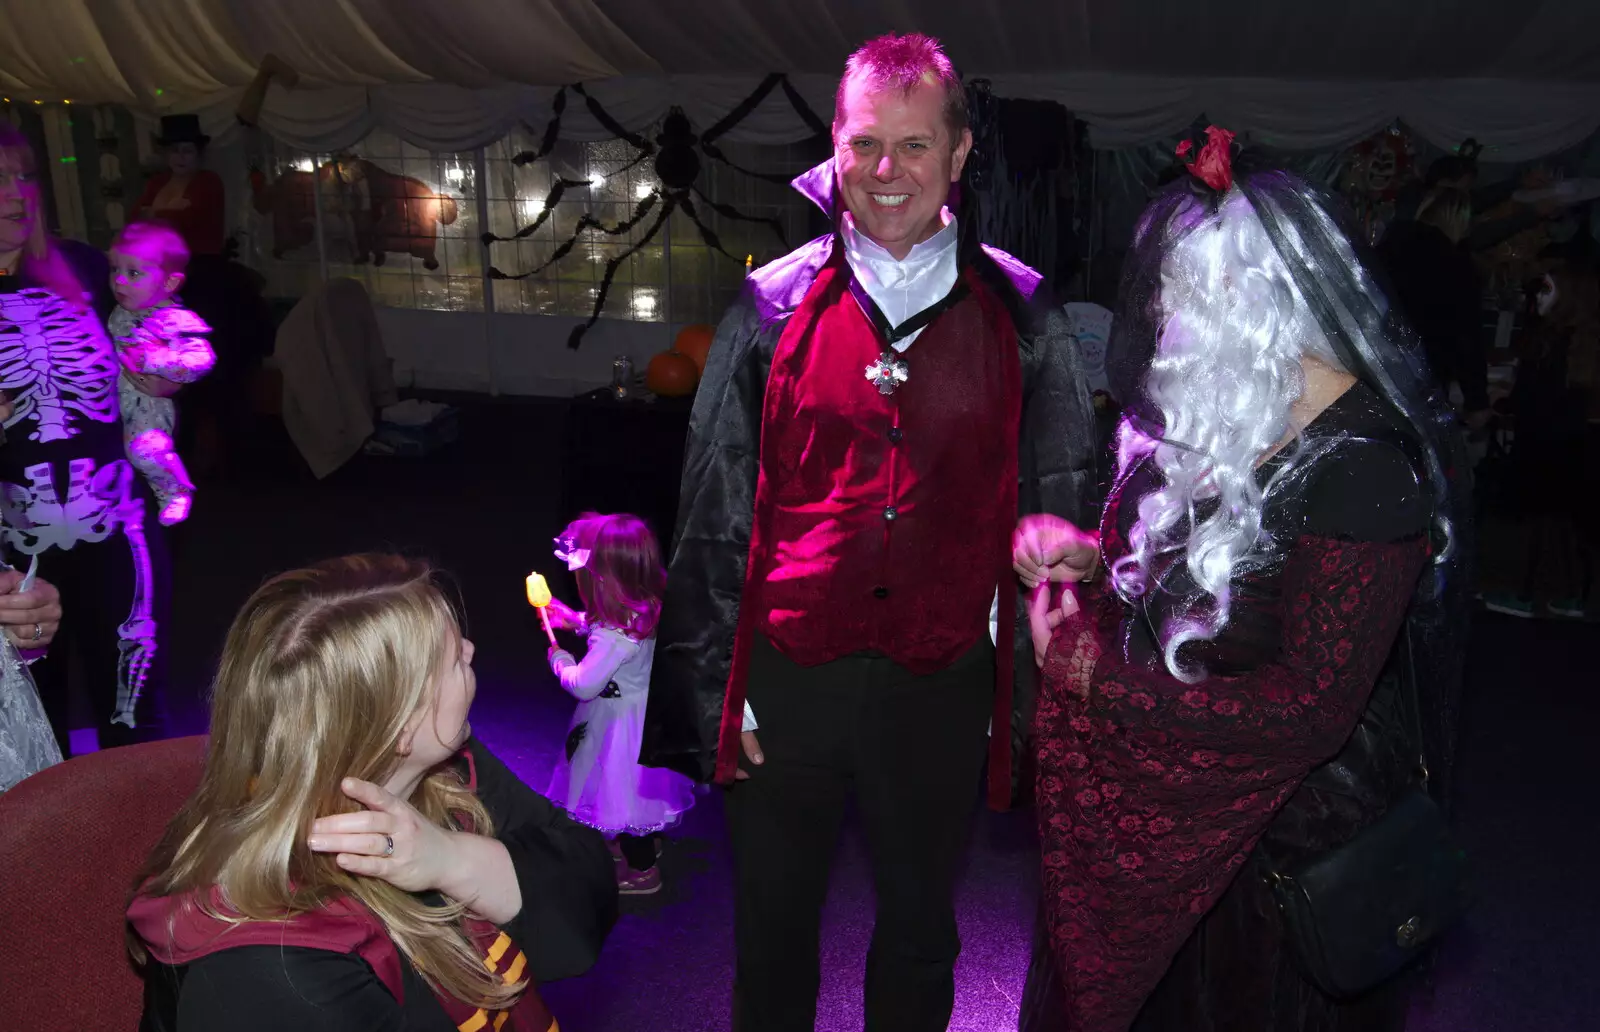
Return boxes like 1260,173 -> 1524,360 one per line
483,75 -> 828,349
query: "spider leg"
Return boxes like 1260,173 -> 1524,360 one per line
572,84 -> 653,153
676,193 -> 734,258
697,73 -> 820,186
511,85 -> 570,165
690,185 -> 788,250
481,177 -> 589,246
566,197 -> 675,349
489,192 -> 660,281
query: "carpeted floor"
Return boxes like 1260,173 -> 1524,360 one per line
134,400 -> 1594,1031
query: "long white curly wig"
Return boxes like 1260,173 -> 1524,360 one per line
1109,188 -> 1348,682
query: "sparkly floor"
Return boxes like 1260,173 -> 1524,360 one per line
108,399 -> 1595,1030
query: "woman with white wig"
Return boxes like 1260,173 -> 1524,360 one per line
1014,129 -> 1471,1031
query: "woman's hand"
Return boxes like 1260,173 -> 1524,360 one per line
308,778 -> 462,893
1013,514 -> 1100,590
1027,582 -> 1081,669
0,572 -> 62,649
0,390 -> 13,424
308,777 -> 523,924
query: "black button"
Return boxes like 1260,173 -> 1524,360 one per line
883,506 -> 898,521
888,426 -> 903,444
873,586 -> 889,599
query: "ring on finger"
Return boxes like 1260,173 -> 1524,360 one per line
30,622 -> 41,642
382,834 -> 394,857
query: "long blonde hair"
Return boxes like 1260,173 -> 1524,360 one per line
131,554 -> 523,1010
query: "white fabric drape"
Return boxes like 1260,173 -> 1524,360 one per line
6,0 -> 1600,158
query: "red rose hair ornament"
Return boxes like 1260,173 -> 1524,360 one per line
1176,126 -> 1237,193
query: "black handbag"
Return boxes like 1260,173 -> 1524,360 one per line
1266,627 -> 1468,999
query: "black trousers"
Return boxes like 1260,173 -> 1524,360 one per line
727,632 -> 993,1032
34,501 -> 169,757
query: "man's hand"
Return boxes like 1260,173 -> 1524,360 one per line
734,730 -> 763,781
0,571 -> 62,648
1013,514 -> 1100,590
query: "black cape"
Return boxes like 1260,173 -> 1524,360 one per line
640,159 -> 1099,809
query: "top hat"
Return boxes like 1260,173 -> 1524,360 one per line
156,114 -> 210,148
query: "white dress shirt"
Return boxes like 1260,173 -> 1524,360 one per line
840,208 -> 959,351
742,210 -> 999,735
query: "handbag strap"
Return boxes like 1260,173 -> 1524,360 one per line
1395,618 -> 1431,787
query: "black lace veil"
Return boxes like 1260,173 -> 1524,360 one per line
1105,164 -> 1473,801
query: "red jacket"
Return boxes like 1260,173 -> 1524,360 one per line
135,170 -> 226,256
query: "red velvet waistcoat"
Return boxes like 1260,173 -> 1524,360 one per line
713,258 -> 1022,781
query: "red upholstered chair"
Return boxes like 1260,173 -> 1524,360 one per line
0,736 -> 207,1031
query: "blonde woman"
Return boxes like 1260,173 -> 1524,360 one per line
128,554 -> 617,1031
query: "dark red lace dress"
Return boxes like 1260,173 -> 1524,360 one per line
1028,385 -> 1433,1032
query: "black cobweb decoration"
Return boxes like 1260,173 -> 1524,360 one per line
482,74 -> 827,349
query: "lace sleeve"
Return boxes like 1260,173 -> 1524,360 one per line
1033,533 -> 1427,1032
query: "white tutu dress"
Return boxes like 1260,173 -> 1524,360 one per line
545,624 -> 695,836
0,633 -> 61,794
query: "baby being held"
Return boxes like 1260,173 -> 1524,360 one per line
108,221 -> 215,526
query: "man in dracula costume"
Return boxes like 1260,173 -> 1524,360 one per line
640,33 -> 1097,1032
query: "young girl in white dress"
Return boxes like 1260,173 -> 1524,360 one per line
542,512 -> 695,895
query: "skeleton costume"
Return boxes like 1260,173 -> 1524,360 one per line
109,302 -> 214,525
0,242 -> 166,753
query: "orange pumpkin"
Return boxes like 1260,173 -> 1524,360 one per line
673,323 -> 716,376
645,349 -> 699,397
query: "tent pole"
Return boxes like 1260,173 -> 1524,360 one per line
473,146 -> 498,396
309,153 -> 330,285
663,203 -> 673,343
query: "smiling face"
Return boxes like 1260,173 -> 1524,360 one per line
110,244 -> 183,311
0,148 -> 41,260
834,74 -> 971,260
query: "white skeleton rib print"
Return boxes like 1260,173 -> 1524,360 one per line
0,288 -> 120,442
0,459 -> 156,728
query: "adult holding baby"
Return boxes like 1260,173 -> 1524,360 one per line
0,121 -> 170,756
